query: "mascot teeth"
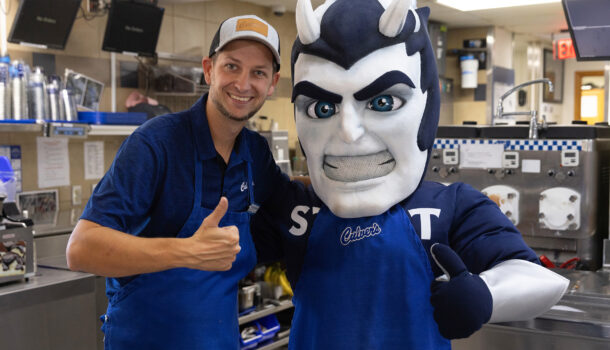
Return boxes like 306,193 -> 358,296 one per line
323,150 -> 395,182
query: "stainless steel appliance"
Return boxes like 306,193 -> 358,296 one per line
259,130 -> 292,176
0,201 -> 35,284
426,124 -> 610,270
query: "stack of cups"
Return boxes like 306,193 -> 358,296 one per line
28,66 -> 49,121
61,86 -> 78,121
460,55 -> 479,89
10,60 -> 29,120
47,75 -> 65,121
0,62 -> 10,120
0,60 -> 79,122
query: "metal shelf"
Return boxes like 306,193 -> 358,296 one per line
238,300 -> 293,325
257,336 -> 289,350
0,122 -> 139,136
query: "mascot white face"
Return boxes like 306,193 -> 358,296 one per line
292,0 -> 439,218
294,45 -> 427,218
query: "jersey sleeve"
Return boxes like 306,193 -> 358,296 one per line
81,131 -> 163,235
448,183 -> 539,274
251,178 -> 308,264
250,179 -> 321,277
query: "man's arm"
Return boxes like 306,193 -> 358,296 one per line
67,197 -> 241,277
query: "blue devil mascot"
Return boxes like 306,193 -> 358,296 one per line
252,0 -> 569,348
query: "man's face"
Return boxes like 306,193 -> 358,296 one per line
293,43 -> 428,218
203,40 -> 280,122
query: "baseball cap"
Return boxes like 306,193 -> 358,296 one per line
209,15 -> 281,70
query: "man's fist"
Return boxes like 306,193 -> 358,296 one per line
429,243 -> 492,339
188,197 -> 241,271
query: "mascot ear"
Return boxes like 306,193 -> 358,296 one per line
413,6 -> 440,152
417,80 -> 440,151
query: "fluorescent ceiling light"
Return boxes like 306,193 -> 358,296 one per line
437,0 -> 560,12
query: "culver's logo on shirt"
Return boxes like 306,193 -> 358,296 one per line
340,223 -> 382,246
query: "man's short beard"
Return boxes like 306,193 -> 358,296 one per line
213,97 -> 263,122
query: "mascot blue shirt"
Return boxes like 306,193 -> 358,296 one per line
252,0 -> 569,349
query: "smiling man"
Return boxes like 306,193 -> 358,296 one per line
251,1 -> 568,349
67,15 -> 289,350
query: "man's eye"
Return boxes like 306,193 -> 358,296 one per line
306,101 -> 339,119
367,95 -> 404,112
225,63 -> 236,70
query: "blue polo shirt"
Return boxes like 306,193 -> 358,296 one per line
82,94 -> 288,287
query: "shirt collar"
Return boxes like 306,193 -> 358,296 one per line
191,94 -> 253,164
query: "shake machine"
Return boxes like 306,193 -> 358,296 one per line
426,124 -> 610,270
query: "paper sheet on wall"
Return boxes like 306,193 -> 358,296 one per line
459,143 -> 504,169
37,137 -> 70,188
84,141 -> 105,180
581,95 -> 598,118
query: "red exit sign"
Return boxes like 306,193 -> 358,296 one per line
554,38 -> 576,59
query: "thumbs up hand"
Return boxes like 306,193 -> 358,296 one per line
429,243 -> 493,339
186,197 -> 241,271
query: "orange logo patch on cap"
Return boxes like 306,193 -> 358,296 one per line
236,18 -> 268,37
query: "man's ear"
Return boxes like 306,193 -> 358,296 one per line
267,71 -> 281,97
202,57 -> 213,85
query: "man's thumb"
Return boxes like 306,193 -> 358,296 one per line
202,197 -> 228,228
430,243 -> 468,280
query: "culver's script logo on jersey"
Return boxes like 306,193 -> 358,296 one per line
340,223 -> 382,246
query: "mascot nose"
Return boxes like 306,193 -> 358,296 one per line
338,104 -> 364,143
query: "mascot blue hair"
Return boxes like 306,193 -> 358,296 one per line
252,1 -> 569,348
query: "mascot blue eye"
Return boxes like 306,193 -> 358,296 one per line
307,101 -> 339,119
367,95 -> 404,112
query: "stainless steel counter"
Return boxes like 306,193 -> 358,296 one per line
453,269 -> 610,350
0,267 -> 100,350
0,266 -> 92,307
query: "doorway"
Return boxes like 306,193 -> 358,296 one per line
574,71 -> 605,124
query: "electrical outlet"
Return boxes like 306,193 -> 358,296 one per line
72,185 -> 82,206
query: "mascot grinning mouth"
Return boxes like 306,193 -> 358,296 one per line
323,150 -> 396,182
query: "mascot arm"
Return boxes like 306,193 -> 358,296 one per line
429,243 -> 569,339
479,258 -> 569,323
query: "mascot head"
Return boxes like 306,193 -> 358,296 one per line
291,0 -> 440,218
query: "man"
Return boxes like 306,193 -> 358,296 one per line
66,15 -> 288,349
125,91 -> 171,120
252,0 -> 568,349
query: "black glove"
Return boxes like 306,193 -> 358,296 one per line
430,243 -> 493,339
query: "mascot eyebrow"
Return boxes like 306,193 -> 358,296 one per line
292,71 -> 415,103
292,81 -> 342,103
353,71 -> 415,101
290,0 -> 440,151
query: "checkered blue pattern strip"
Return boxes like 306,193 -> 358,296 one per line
433,139 -> 583,151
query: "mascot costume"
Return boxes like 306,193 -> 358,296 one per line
252,0 -> 569,348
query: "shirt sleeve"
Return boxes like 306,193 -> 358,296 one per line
81,131 -> 163,235
449,183 -> 540,274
